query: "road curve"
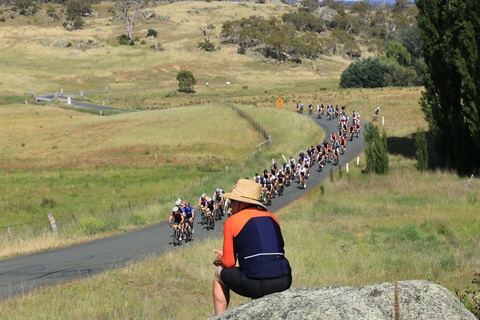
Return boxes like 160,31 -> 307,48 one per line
0,110 -> 365,300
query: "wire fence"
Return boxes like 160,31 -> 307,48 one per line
225,102 -> 271,147
1,101 -> 271,242
0,196 -> 168,241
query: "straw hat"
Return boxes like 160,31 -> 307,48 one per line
221,179 -> 267,211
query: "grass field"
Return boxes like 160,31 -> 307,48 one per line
0,1 -> 479,319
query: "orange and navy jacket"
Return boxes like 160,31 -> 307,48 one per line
221,208 -> 291,279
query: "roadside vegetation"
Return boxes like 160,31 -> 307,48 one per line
0,0 -> 478,318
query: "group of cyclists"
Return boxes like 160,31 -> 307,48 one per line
169,102 -> 366,244
168,198 -> 196,244
169,188 -> 229,245
259,102 -> 363,202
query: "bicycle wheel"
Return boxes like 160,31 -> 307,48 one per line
209,216 -> 215,230
173,228 -> 179,246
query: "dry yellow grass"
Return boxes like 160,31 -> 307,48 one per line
0,103 -> 262,169
0,1 -> 347,95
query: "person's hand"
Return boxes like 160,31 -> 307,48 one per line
213,249 -> 223,266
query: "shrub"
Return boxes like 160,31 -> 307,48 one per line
73,16 -> 84,29
117,34 -> 130,46
415,130 -> 428,171
237,45 -> 246,55
147,29 -> 158,38
198,41 -> 216,52
41,197 -> 57,208
364,123 -> 389,174
340,57 -> 394,88
129,212 -> 147,226
82,217 -> 106,235
456,270 -> 480,318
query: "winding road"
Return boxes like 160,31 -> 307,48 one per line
0,107 -> 365,300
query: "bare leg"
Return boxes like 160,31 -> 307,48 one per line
213,266 -> 230,315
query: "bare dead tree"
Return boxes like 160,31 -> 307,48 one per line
116,0 -> 146,43
199,24 -> 216,43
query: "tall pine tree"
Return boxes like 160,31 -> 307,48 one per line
416,0 -> 480,175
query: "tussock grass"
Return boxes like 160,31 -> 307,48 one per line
0,168 -> 478,319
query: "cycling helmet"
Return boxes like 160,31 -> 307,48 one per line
172,206 -> 178,212
201,193 -> 206,198
175,198 -> 182,206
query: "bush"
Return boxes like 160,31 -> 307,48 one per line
118,34 -> 131,46
364,123 -> 389,174
82,217 -> 106,235
147,29 -> 158,38
340,57 -> 393,88
198,41 -> 216,52
41,197 -> 57,208
73,16 -> 84,29
415,130 -> 428,171
237,45 -> 246,55
456,270 -> 480,318
129,212 -> 147,226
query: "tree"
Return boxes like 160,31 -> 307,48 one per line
65,0 -> 99,29
364,123 -> 389,174
385,41 -> 411,66
416,0 -> 480,175
116,0 -> 145,44
176,70 -> 197,93
415,130 -> 428,171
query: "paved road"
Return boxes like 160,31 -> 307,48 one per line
0,111 -> 365,300
36,92 -> 136,113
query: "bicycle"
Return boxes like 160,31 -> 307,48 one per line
199,206 -> 207,225
183,222 -> 193,242
171,223 -> 182,246
205,209 -> 215,230
214,206 -> 223,221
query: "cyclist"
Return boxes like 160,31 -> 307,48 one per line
198,193 -> 207,208
330,132 -> 337,144
169,206 -> 185,241
254,172 -> 261,184
213,188 -> 225,218
349,124 -> 355,141
340,135 -> 347,154
182,202 -> 195,234
372,106 -> 380,121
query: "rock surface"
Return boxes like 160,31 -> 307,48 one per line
210,280 -> 475,320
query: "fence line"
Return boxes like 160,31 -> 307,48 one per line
225,102 -> 272,147
0,196 -> 167,240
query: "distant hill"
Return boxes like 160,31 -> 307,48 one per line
284,0 -> 413,6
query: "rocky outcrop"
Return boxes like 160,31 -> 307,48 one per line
210,280 -> 475,320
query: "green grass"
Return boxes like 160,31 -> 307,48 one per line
0,168 -> 478,320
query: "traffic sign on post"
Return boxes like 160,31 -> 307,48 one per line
277,97 -> 283,109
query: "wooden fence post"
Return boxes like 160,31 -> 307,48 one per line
47,213 -> 57,232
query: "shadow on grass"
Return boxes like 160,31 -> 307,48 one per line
387,131 -> 443,170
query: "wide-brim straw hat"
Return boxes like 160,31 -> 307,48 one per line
221,179 -> 267,211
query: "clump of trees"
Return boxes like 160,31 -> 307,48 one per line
220,0 -> 418,67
